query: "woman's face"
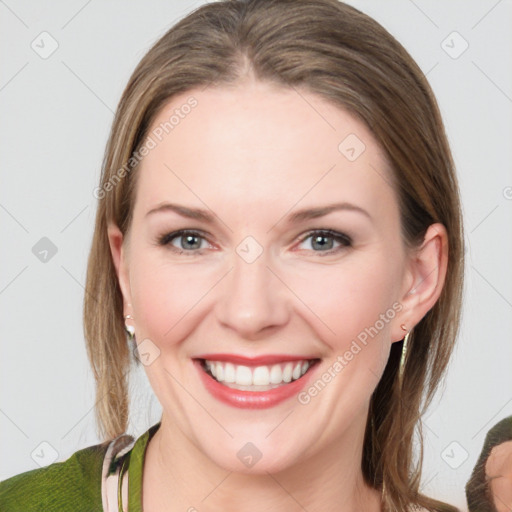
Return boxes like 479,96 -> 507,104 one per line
111,79 -> 420,473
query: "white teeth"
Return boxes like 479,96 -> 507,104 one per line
203,359 -> 314,388
282,363 -> 293,383
236,365 -> 253,386
224,362 -> 236,383
215,362 -> 224,382
270,364 -> 283,384
253,366 -> 270,386
292,362 -> 302,380
269,364 -> 282,384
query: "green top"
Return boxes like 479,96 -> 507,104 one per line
0,422 -> 161,512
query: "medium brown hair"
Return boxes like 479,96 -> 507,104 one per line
83,1 -> 464,510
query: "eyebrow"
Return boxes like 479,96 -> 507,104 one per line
145,201 -> 372,224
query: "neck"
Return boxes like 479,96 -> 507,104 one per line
142,414 -> 382,512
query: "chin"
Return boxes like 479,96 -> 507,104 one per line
207,445 -> 300,476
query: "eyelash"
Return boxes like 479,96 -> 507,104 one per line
157,229 -> 352,257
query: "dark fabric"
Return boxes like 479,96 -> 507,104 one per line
466,416 -> 512,511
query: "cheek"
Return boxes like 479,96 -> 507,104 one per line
284,255 -> 400,350
128,251 -> 218,344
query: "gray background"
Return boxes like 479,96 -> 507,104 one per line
1,1 -> 511,509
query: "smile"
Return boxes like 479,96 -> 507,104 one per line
202,359 -> 313,390
193,354 -> 320,408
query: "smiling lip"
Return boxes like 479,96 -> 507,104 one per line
193,354 -> 320,409
194,353 -> 316,366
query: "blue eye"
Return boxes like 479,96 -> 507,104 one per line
158,230 -> 209,255
157,229 -> 352,256
296,230 -> 352,255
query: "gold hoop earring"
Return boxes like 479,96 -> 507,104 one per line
398,323 -> 410,383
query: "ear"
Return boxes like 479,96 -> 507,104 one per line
107,222 -> 133,314
392,223 -> 449,342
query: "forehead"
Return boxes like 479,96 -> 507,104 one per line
133,81 -> 397,224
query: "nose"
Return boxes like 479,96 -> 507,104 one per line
214,247 -> 290,340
